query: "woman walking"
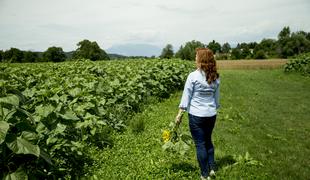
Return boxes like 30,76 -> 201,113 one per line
176,48 -> 220,180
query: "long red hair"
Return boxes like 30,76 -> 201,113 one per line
195,48 -> 219,84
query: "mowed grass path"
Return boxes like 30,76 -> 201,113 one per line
87,69 -> 310,179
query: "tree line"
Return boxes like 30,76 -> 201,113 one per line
0,39 -> 110,63
160,26 -> 310,60
1,26 -> 310,63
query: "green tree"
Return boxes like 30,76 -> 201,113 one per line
277,26 -> 294,58
230,48 -> 242,60
175,45 -> 184,59
160,44 -> 174,59
175,40 -> 205,60
306,32 -> 310,41
207,40 -> 221,53
278,26 -> 291,40
254,39 -> 277,58
23,51 -> 39,63
3,48 -> 24,63
0,50 -> 3,62
248,42 -> 258,49
289,32 -> 310,54
239,43 -> 249,50
236,43 -> 251,59
73,39 -> 110,61
277,26 -> 310,58
43,47 -> 66,62
241,46 -> 251,59
254,50 -> 267,59
221,42 -> 231,53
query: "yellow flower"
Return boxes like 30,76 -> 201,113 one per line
162,130 -> 171,143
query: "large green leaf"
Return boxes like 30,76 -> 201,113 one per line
0,94 -> 19,106
58,109 -> 79,120
59,94 -> 68,102
1,108 -> 16,121
4,167 -> 28,180
50,93 -> 60,103
68,88 -> 81,97
6,137 -> 40,157
0,121 -> 10,144
174,140 -> 190,156
35,104 -> 55,118
162,141 -> 174,151
21,131 -> 38,142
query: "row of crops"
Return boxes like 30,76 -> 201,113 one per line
0,59 -> 194,179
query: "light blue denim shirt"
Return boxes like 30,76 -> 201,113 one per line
179,69 -> 220,117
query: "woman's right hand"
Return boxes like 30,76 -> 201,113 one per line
175,109 -> 185,125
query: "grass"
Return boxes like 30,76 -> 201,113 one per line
86,69 -> 310,179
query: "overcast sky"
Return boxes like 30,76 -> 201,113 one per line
0,0 -> 310,52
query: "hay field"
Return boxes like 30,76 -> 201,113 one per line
217,59 -> 287,70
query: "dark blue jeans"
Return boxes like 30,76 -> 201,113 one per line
189,114 -> 216,177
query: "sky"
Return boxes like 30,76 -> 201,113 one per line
0,0 -> 310,54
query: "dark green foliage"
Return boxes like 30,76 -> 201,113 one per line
217,27 -> 310,60
42,47 -> 66,62
234,43 -> 252,59
23,51 -> 39,63
3,48 -> 24,63
73,39 -> 110,61
248,42 -> 258,49
251,39 -> 277,59
241,46 -> 251,59
175,40 -> 206,60
231,48 -> 242,60
0,50 -> 3,62
254,50 -> 267,59
221,43 -> 231,53
278,26 -> 291,40
207,40 -> 221,54
256,39 -> 277,58
284,53 -> 310,76
160,44 -> 174,59
289,32 -> 310,54
277,27 -> 310,58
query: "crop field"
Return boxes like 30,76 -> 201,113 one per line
1,58 -> 309,179
217,59 -> 287,70
0,59 -> 194,179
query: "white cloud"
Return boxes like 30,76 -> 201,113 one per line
0,0 -> 309,52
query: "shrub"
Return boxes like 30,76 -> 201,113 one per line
284,53 -> 310,76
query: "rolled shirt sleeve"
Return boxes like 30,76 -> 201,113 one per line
179,73 -> 194,111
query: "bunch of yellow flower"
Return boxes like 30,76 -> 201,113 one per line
161,121 -> 192,155
162,130 -> 171,143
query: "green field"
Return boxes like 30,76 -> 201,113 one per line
87,69 -> 310,179
1,59 -> 309,179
